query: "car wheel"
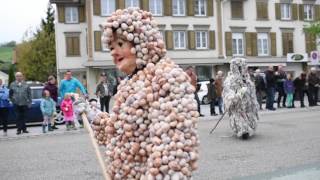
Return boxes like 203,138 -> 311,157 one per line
54,109 -> 65,125
202,95 -> 210,105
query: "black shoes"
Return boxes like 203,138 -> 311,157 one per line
16,131 -> 21,135
23,130 -> 29,133
199,114 -> 205,117
52,126 -> 59,130
242,133 -> 249,140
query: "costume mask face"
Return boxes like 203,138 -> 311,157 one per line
110,35 -> 137,75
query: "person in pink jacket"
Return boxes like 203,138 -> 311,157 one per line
60,93 -> 76,130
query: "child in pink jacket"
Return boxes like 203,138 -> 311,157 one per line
60,93 -> 76,130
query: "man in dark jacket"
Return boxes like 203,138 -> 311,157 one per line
293,72 -> 309,107
207,78 -> 217,116
307,67 -> 320,106
254,69 -> 265,110
275,66 -> 287,108
96,72 -> 113,113
9,72 -> 32,135
265,66 -> 276,110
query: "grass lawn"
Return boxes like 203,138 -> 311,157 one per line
0,47 -> 13,63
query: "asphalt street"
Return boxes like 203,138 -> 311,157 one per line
0,105 -> 319,180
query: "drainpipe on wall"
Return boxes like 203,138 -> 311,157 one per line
86,0 -> 93,61
216,0 -> 224,58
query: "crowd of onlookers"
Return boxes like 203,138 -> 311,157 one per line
188,65 -> 320,117
0,70 -> 117,136
0,66 -> 319,135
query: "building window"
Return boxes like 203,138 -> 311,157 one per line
256,1 -> 268,19
65,7 -> 79,23
231,0 -> 243,19
125,0 -> 139,8
304,4 -> 314,21
196,31 -> 208,49
257,33 -> 269,56
281,3 -> 291,20
149,0 -> 163,16
195,0 -> 206,16
173,0 -> 186,16
232,33 -> 244,56
101,0 -> 115,16
66,35 -> 80,56
174,31 -> 186,49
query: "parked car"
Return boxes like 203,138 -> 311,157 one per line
6,85 -> 64,128
197,81 -> 210,105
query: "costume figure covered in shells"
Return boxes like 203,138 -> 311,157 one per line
92,7 -> 199,179
222,58 -> 259,139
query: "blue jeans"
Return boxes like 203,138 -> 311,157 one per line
216,97 -> 223,114
266,87 -> 275,109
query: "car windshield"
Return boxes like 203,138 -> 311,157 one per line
31,88 -> 43,99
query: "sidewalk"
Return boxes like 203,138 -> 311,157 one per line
0,124 -> 86,141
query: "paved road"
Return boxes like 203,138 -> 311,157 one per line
0,105 -> 319,180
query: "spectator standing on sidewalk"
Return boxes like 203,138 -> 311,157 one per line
207,78 -> 217,116
284,73 -> 295,108
59,70 -> 87,98
40,90 -> 56,133
307,67 -> 320,106
43,75 -> 59,130
293,72 -> 309,108
9,72 -> 31,135
265,66 -> 276,110
275,65 -> 287,108
96,72 -> 113,113
215,71 -> 224,115
0,79 -> 10,136
186,66 -> 204,116
254,69 -> 265,110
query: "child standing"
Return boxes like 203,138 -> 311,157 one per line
40,90 -> 56,133
284,73 -> 295,108
61,93 -> 76,130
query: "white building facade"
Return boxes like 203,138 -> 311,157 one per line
50,0 -> 320,96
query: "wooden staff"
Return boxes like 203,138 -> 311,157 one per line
81,113 -> 111,180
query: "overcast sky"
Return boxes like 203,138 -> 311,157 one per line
0,0 -> 50,43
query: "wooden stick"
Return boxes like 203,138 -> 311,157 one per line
81,113 -> 111,180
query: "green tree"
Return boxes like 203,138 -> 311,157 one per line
305,22 -> 320,35
17,3 -> 56,82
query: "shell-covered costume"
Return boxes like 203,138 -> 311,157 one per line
93,8 -> 199,179
222,58 -> 259,139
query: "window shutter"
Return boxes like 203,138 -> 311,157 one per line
270,32 -> 277,56
165,31 -> 173,50
231,1 -> 243,19
73,37 -> 80,55
188,31 -> 195,49
275,3 -> 281,20
251,33 -> 257,56
93,0 -> 101,16
187,0 -> 194,16
209,31 -> 215,49
288,32 -> 293,53
57,5 -> 65,23
207,0 -> 214,16
140,0 -> 149,11
94,31 -> 102,51
225,32 -> 232,56
292,4 -> 298,20
245,32 -> 252,56
299,4 -> 304,21
315,5 -> 320,21
282,33 -> 288,56
257,1 -> 268,19
66,37 -> 73,56
117,0 -> 125,9
164,0 -> 172,16
79,6 -> 86,22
